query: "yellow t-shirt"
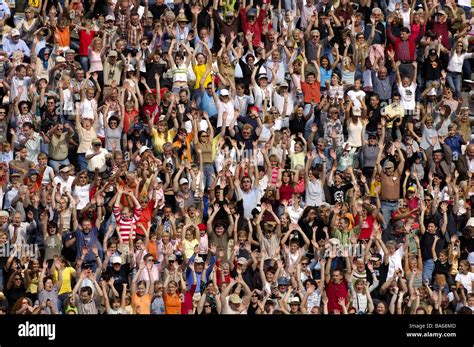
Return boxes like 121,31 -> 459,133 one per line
151,128 -> 176,153
183,239 -> 199,260
369,180 -> 382,197
53,266 -> 76,295
193,64 -> 211,90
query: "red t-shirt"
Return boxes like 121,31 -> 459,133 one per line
327,279 -> 349,313
279,183 -> 295,203
141,103 -> 160,124
356,214 -> 375,240
124,110 -> 139,133
79,30 -> 97,56
137,200 -> 155,235
301,81 -> 321,104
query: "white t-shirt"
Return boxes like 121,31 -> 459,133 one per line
398,82 -> 416,111
347,90 -> 366,109
216,99 -> 235,128
306,179 -> 325,207
86,148 -> 109,173
455,272 -> 474,294
53,175 -> 75,194
387,246 -> 404,279
74,184 -> 91,210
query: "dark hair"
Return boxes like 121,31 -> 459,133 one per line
80,286 -> 93,296
22,122 -> 33,129
400,27 -> 410,34
43,275 -> 54,285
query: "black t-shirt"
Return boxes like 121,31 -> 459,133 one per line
328,183 -> 353,204
62,232 -> 77,264
289,117 -> 306,135
420,231 -> 445,261
106,266 -> 130,296
366,105 -> 382,133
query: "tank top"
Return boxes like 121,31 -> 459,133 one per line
105,126 -> 123,152
347,120 -> 363,148
77,125 -> 96,153
279,183 -> 295,202
172,64 -> 188,83
270,167 -> 279,185
200,141 -> 213,164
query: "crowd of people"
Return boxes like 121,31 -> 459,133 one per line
0,0 -> 473,315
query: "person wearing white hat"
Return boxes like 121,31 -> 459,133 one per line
220,278 -> 253,314
214,87 -> 235,130
3,28 -> 30,58
173,165 -> 196,212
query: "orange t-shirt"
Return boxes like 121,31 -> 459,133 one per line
164,293 -> 181,314
131,292 -> 151,314
173,132 -> 194,163
147,241 -> 158,261
301,81 -> 321,104
124,110 -> 139,133
55,27 -> 71,47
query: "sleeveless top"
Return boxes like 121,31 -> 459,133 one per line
347,119 -> 363,148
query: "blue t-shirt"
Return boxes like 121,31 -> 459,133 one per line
74,227 -> 102,263
445,134 -> 463,160
200,92 -> 218,118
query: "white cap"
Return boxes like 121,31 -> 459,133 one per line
179,177 -> 189,185
10,29 -> 20,36
111,256 -> 122,265
288,296 -> 301,304
139,146 -> 150,155
352,107 -> 362,116
105,15 -> 115,21
220,89 -> 229,96
428,88 -> 437,96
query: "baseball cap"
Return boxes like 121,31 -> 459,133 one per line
146,11 -> 153,18
55,56 -> 66,63
105,15 -> 115,21
279,80 -> 289,88
92,138 -> 102,145
249,106 -> 259,113
277,277 -> 289,285
28,168 -> 39,176
383,161 -> 395,170
370,253 -> 382,261
428,88 -> 437,96
220,89 -> 229,96
247,8 -> 257,17
257,73 -> 268,80
59,165 -> 70,173
407,186 -> 416,192
352,107 -> 362,116
237,257 -> 248,265
108,50 -> 118,57
11,29 -> 20,36
428,48 -> 437,56
139,146 -> 150,155
194,256 -> 204,264
133,122 -> 144,130
288,296 -> 301,304
65,49 -> 76,55
229,294 -> 242,304
168,254 -> 177,261
198,223 -> 207,231
111,256 -> 122,265
179,178 -> 189,185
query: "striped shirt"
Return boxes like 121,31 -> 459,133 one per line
113,205 -> 142,243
